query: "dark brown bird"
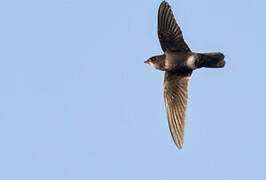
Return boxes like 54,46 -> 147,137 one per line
145,1 -> 225,149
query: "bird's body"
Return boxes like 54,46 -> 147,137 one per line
145,1 -> 225,149
148,53 -> 189,71
148,52 -> 225,71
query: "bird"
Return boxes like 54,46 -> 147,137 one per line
145,1 -> 226,149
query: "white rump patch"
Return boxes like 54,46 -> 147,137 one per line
186,55 -> 196,69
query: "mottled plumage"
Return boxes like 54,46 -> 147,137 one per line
145,1 -> 225,149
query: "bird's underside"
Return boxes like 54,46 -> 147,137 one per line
145,1 -> 225,149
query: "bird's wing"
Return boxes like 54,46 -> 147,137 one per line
158,1 -> 191,53
164,71 -> 191,149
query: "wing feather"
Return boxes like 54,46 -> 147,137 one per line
164,71 -> 190,149
158,1 -> 191,52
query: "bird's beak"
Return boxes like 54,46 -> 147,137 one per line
144,59 -> 149,64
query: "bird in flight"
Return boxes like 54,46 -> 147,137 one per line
145,1 -> 226,149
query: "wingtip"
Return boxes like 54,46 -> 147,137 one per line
161,1 -> 169,6
175,142 -> 183,150
171,134 -> 184,150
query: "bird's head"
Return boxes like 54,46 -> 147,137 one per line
145,55 -> 166,71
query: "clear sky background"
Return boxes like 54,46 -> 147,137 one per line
0,0 -> 265,179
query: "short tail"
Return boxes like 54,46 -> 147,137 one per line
199,53 -> 226,68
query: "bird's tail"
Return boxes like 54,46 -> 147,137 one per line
199,53 -> 226,68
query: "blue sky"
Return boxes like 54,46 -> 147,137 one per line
0,0 -> 266,179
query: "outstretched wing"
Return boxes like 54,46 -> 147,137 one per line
158,1 -> 191,52
164,71 -> 191,149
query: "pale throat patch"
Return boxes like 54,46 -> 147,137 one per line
186,55 -> 197,69
149,62 -> 158,69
